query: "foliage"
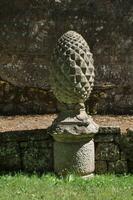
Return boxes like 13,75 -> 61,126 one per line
0,173 -> 132,200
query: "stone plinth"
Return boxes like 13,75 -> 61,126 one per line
51,110 -> 99,176
54,138 -> 94,176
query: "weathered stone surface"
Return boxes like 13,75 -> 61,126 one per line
0,128 -> 53,172
96,143 -> 120,161
0,122 -> 132,173
0,129 -> 50,142
98,126 -> 120,134
108,160 -> 128,174
52,113 -> 99,143
21,140 -> 53,172
95,161 -> 107,174
0,1 -> 133,114
54,139 -> 94,176
0,142 -> 21,170
50,30 -> 98,176
120,129 -> 133,162
50,31 -> 94,104
0,79 -> 57,115
95,134 -> 114,143
0,59 -> 50,90
95,126 -> 120,143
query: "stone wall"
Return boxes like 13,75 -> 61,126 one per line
0,80 -> 57,115
0,126 -> 132,174
0,0 -> 133,115
95,127 -> 133,174
0,129 -> 53,172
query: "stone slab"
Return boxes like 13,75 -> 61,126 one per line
96,143 -> 120,161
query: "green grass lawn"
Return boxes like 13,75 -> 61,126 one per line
0,173 -> 132,200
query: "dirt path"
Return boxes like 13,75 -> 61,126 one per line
0,114 -> 132,133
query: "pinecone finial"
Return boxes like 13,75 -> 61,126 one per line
50,31 -> 95,106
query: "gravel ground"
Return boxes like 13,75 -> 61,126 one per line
0,114 -> 132,133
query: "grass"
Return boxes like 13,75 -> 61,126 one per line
0,173 -> 132,200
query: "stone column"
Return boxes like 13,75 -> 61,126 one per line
49,31 -> 99,177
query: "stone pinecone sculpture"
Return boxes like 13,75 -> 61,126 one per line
50,31 -> 95,104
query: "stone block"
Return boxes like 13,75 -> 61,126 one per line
54,140 -> 95,176
95,161 -> 107,174
108,160 -> 128,174
95,134 -> 114,143
0,142 -> 21,170
98,126 -> 121,135
96,143 -> 120,161
95,126 -> 120,143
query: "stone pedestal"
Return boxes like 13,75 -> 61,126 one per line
54,138 -> 94,176
51,111 -> 99,176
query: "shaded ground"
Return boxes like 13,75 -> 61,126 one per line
0,114 -> 133,133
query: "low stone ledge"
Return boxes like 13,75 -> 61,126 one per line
0,129 -> 53,172
95,126 -> 121,143
21,142 -> 53,172
0,118 -> 132,174
98,126 -> 121,134
0,129 -> 50,142
0,142 -> 21,171
95,126 -> 133,174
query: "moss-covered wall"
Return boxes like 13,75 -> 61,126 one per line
0,0 -> 133,115
0,126 -> 132,174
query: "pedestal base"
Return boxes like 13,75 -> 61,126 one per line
54,139 -> 95,176
50,109 -> 99,176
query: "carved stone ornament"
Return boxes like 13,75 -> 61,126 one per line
50,31 -> 99,176
50,31 -> 99,138
50,30 -> 94,105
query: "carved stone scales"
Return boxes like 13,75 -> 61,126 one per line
49,31 -> 99,177
50,30 -> 95,105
